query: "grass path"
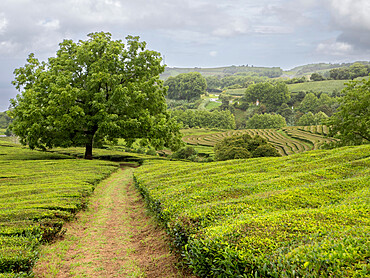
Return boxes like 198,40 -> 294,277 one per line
33,166 -> 191,278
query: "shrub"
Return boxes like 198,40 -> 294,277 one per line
246,113 -> 286,129
171,146 -> 198,160
252,144 -> 281,157
214,134 -> 280,161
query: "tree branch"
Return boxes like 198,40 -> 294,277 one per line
353,131 -> 370,141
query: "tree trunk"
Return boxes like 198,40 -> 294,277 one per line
84,142 -> 93,160
84,127 -> 98,160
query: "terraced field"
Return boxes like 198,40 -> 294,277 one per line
134,144 -> 370,277
294,124 -> 330,135
182,126 -> 335,156
0,142 -> 118,276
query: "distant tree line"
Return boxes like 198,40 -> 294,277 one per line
234,82 -> 341,128
222,65 -> 282,78
163,69 -> 365,131
291,61 -> 370,75
329,63 -> 370,80
171,110 -> 236,129
284,76 -> 307,84
0,112 -> 12,129
205,74 -> 268,91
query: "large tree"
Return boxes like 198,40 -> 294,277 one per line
327,76 -> 370,145
9,32 -> 182,159
165,72 -> 207,101
298,92 -> 319,113
243,82 -> 290,112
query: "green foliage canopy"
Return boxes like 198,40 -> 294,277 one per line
327,76 -> 370,145
165,72 -> 207,101
298,92 -> 320,113
171,109 -> 236,129
244,82 -> 290,112
297,111 -> 328,126
329,63 -> 370,80
214,133 -> 280,161
171,145 -> 198,160
310,72 -> 325,81
246,113 -> 287,129
0,112 -> 12,129
9,32 -> 182,159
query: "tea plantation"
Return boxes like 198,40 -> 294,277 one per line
0,142 -> 118,276
134,145 -> 370,277
182,126 -> 336,156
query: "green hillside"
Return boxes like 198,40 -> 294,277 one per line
226,78 -> 360,95
161,65 -> 283,80
287,80 -> 348,93
161,62 -> 370,81
225,79 -> 349,95
182,126 -> 335,157
134,144 -> 370,277
286,61 -> 370,76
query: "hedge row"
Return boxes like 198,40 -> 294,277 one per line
134,145 -> 370,277
0,143 -> 118,275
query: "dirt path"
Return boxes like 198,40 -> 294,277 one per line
33,167 -> 192,278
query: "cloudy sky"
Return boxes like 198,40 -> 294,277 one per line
1,0 -> 370,111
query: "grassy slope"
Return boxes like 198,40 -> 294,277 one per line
287,76 -> 369,93
226,80 -> 348,95
224,80 -> 347,95
134,145 -> 370,277
287,80 -> 348,93
161,66 -> 281,80
0,142 -> 118,275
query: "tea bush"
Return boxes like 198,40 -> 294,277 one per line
0,143 -> 118,275
134,145 -> 370,277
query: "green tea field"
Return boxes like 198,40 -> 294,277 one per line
134,144 -> 370,277
0,142 -> 118,276
287,80 -> 348,93
182,126 -> 335,156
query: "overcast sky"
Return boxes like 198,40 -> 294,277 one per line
1,0 -> 370,111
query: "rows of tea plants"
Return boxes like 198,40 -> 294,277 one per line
282,127 -> 336,150
0,142 -> 118,276
134,145 -> 370,277
285,125 -> 330,136
182,127 -> 334,156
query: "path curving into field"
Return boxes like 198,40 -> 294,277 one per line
33,167 -> 191,278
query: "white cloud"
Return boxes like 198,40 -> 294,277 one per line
325,0 -> 370,50
253,25 -> 292,34
0,14 -> 8,34
316,40 -> 353,56
0,40 -> 20,55
209,51 -> 218,57
37,19 -> 60,30
161,30 -> 216,46
327,0 -> 370,31
212,17 -> 249,37
104,0 -> 122,8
